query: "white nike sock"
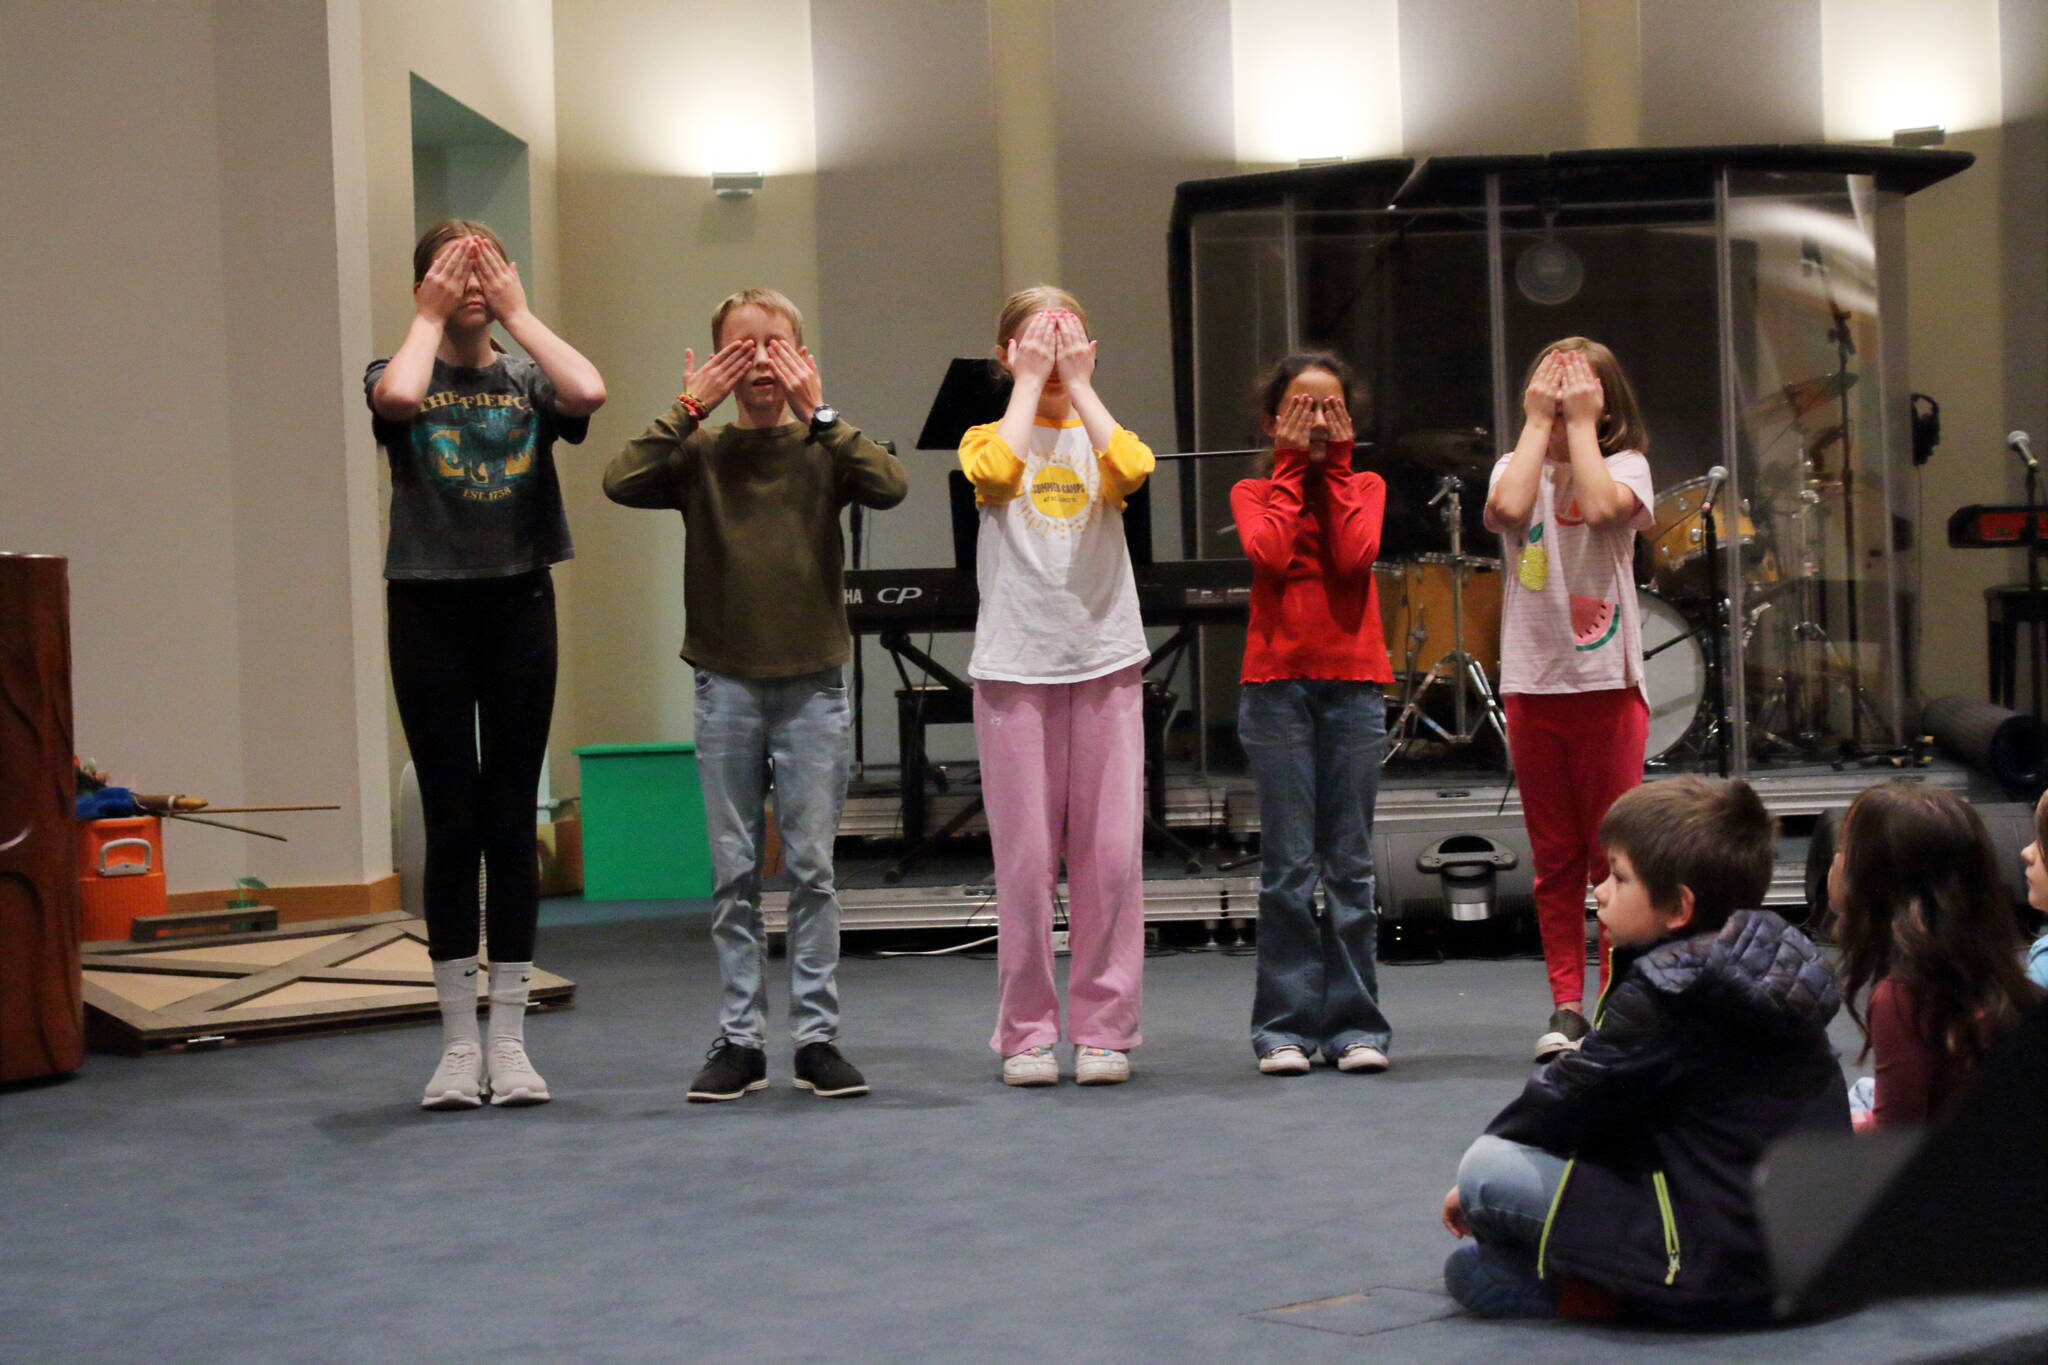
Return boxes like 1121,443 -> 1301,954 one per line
488,960 -> 534,1048
433,955 -> 482,1051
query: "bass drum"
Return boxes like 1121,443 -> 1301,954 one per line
1375,554 -> 1503,680
1640,589 -> 1708,762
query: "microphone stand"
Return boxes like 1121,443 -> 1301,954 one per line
1814,249 -> 1864,745
1699,478 -> 1733,776
2028,453 -> 2044,719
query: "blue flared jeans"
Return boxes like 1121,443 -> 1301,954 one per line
1238,679 -> 1391,1059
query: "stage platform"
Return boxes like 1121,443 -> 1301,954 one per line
764,756 -> 1987,936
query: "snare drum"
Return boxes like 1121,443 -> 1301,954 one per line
1375,554 -> 1503,678
1648,474 -> 1774,600
1640,588 -> 1708,761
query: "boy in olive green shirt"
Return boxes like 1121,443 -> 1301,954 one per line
604,288 -> 906,1103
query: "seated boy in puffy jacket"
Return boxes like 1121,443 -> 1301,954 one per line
1440,776 -> 1849,1325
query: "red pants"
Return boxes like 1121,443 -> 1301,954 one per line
1503,689 -> 1648,1007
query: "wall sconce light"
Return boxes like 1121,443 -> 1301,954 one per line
711,171 -> 764,199
1892,125 -> 1945,147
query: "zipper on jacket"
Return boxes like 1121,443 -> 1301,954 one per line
1534,1156 -> 1577,1279
1536,940 -> 1627,1281
1591,937 -> 1617,1025
1650,1170 -> 1682,1285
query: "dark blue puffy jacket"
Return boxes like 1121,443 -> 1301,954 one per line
1486,909 -> 1850,1323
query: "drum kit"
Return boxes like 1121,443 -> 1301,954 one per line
1376,389 -> 1885,768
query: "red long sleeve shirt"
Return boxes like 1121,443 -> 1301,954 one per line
1868,978 -> 1981,1130
1230,442 -> 1394,685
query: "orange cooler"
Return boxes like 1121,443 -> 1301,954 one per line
77,816 -> 168,941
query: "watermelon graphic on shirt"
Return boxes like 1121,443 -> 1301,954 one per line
1571,594 -> 1619,650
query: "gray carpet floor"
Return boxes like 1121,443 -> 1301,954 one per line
4,902 -> 2043,1365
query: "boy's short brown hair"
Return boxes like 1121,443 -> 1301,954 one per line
1599,776 -> 1776,934
712,287 -> 804,347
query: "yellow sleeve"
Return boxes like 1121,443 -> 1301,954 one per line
1097,428 -> 1154,510
959,422 -> 1024,504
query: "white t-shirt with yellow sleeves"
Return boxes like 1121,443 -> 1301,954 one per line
960,417 -> 1154,684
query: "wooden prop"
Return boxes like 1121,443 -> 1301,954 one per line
0,553 -> 85,1082
129,906 -> 280,941
80,913 -> 575,1054
135,800 -> 342,815
164,812 -> 287,842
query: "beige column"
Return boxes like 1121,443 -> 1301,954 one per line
1578,0 -> 1643,148
989,0 -> 1061,289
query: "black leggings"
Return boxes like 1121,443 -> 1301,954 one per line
388,570 -> 557,962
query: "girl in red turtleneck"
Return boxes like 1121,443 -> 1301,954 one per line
1231,352 -> 1396,1077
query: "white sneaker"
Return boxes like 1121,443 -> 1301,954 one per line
1258,1045 -> 1312,1075
1335,1043 -> 1390,1074
421,1042 -> 484,1110
486,1037 -> 551,1106
1074,1046 -> 1131,1086
1002,1045 -> 1059,1087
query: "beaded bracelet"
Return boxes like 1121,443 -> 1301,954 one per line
677,393 -> 708,421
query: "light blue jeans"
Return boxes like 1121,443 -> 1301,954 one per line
1238,680 -> 1391,1058
693,666 -> 852,1047
1444,1133 -> 1569,1317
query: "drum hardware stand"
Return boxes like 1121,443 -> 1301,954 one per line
1751,482 -> 1889,758
1735,595 -> 1801,760
1385,476 -> 1509,762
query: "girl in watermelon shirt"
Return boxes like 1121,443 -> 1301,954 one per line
1484,339 -> 1655,1063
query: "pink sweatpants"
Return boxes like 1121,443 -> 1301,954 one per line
1503,688 -> 1648,1008
974,664 -> 1146,1055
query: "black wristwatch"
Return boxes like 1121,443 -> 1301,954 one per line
809,403 -> 838,436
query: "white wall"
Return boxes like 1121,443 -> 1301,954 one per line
1231,0 -> 1402,168
1399,0 -> 1580,153
551,0 -> 821,757
358,0 -> 575,808
2,0 -> 387,893
1639,0 -> 1821,145
9,0 -> 2044,899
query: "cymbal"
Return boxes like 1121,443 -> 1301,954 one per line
1391,427 -> 1495,474
1752,462 -> 1848,504
1745,372 -> 1859,427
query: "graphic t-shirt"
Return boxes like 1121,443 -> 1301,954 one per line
365,355 -> 587,580
1484,449 -> 1654,696
960,418 -> 1152,684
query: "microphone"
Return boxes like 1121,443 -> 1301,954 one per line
1698,464 -> 1729,514
2012,431 -> 2037,474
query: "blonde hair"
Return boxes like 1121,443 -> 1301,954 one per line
993,285 -> 1087,370
1522,335 -> 1650,456
711,288 -> 804,348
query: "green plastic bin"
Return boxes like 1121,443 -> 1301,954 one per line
573,742 -> 714,900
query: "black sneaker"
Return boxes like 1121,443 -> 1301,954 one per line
687,1037 -> 768,1102
792,1041 -> 870,1098
1533,1008 -> 1591,1062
